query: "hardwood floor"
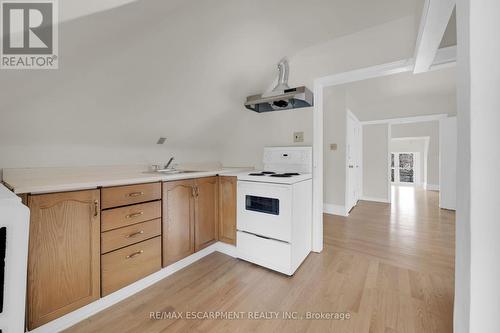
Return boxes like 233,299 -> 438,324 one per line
65,186 -> 455,333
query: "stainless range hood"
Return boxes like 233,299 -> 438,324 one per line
245,58 -> 314,113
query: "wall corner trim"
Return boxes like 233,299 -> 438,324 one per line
359,196 -> 391,204
323,203 -> 349,217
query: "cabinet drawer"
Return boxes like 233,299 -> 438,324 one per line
101,219 -> 161,254
101,237 -> 161,296
101,182 -> 161,209
101,201 -> 161,232
237,231 -> 292,275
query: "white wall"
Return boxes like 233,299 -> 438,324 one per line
6,0 -> 409,176
1,0 -> 260,175
343,67 -> 456,121
390,137 -> 429,186
0,2 -> 421,179
455,0 -> 500,332
0,8 -> 422,188
362,124 -> 389,201
323,87 -> 347,208
0,145 -> 220,180
391,121 -> 440,189
222,16 -> 421,170
348,92 -> 456,121
439,117 -> 457,210
216,107 -> 313,170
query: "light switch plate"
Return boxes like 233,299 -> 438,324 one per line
294,132 -> 304,143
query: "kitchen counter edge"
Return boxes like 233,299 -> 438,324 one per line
3,168 -> 250,195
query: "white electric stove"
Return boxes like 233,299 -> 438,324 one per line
236,147 -> 312,276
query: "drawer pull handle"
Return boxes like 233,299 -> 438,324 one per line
126,250 -> 144,259
128,191 -> 144,197
126,212 -> 144,219
126,230 -> 144,238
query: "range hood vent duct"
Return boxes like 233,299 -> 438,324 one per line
245,58 -> 313,113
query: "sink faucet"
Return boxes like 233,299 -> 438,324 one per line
164,157 -> 175,170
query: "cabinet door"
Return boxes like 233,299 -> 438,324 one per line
218,176 -> 237,245
194,177 -> 219,251
27,190 -> 100,330
162,179 -> 195,266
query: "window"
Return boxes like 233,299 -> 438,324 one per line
399,153 -> 414,183
391,152 -> 416,184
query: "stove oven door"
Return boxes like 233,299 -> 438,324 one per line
237,181 -> 292,242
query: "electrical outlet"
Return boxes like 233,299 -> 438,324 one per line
293,131 -> 304,143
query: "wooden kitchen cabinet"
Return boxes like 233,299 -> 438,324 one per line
218,176 -> 237,245
163,177 -> 220,266
27,190 -> 101,330
162,179 -> 196,266
194,176 -> 219,251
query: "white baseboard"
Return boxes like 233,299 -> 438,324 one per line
360,196 -> 390,203
323,203 -> 348,217
216,242 -> 238,257
425,184 -> 440,191
439,204 -> 456,211
30,242 -> 237,333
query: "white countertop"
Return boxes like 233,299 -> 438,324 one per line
2,165 -> 252,194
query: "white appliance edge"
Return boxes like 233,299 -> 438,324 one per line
0,184 -> 30,333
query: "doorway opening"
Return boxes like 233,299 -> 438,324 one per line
312,48 -> 456,251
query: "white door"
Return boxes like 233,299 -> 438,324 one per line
346,113 -> 361,211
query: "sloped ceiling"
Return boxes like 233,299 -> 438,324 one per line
344,66 -> 456,121
57,0 -> 179,22
0,0 -> 422,152
346,66 -> 456,102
